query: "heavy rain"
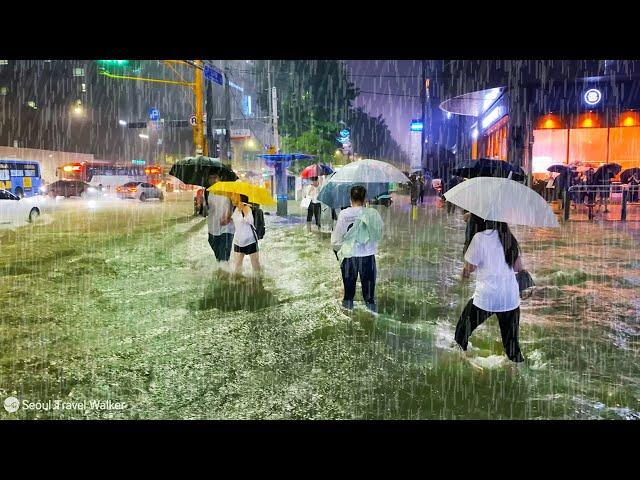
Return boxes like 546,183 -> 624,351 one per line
1,59 -> 639,420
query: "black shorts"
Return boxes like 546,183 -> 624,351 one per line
234,242 -> 258,255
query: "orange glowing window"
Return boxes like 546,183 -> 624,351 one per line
63,165 -> 73,172
577,113 -> 601,128
536,114 -> 563,129
619,111 -> 639,127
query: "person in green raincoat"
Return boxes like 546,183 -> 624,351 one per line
331,185 -> 384,313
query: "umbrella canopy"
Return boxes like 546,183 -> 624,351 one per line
317,180 -> 390,209
300,163 -> 334,179
594,163 -> 621,183
207,181 -> 276,206
169,156 -> 237,186
452,158 -> 525,181
443,177 -> 559,228
620,167 -> 640,183
547,164 -> 570,173
329,159 -> 409,184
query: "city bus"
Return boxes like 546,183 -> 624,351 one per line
0,159 -> 43,198
56,162 -> 164,189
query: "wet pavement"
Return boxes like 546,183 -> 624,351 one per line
1,193 -> 639,419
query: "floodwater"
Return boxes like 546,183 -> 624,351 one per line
1,193 -> 639,419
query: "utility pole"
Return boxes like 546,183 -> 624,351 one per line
193,60 -> 205,156
223,61 -> 233,164
271,86 -> 279,152
421,60 -> 427,173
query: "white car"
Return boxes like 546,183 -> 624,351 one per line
0,189 -> 42,226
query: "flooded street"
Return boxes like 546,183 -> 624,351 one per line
1,193 -> 638,419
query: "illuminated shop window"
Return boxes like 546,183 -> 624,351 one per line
532,129 -> 568,172
608,127 -> 640,172
569,128 -> 608,165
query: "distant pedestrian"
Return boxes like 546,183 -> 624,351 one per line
304,176 -> 322,233
410,175 -> 419,206
455,220 -> 525,363
331,185 -> 383,313
629,172 -> 639,202
230,193 -> 261,274
418,176 -> 425,204
207,174 -> 235,264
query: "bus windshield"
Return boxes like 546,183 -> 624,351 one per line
0,159 -> 43,198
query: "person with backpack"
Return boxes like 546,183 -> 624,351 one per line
207,174 -> 235,264
331,185 -> 384,313
229,193 -> 261,274
454,220 -> 525,363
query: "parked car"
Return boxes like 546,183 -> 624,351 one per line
370,193 -> 393,207
0,189 -> 41,225
42,180 -> 97,199
116,182 -> 164,202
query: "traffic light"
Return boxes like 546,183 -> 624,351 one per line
96,60 -> 142,74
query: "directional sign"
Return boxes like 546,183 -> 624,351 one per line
188,114 -> 197,126
203,65 -> 224,85
149,108 -> 160,121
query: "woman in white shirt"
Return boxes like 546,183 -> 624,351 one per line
454,220 -> 525,362
229,193 -> 261,274
304,177 -> 321,232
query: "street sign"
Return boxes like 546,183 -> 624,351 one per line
230,129 -> 251,139
188,114 -> 197,127
203,65 -> 224,85
132,159 -> 146,165
149,108 -> 160,121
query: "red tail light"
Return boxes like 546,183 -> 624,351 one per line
116,186 -> 122,192
128,187 -> 137,192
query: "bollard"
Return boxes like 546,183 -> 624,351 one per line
621,189 -> 628,221
563,190 -> 570,221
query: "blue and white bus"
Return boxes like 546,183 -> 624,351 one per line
0,159 -> 43,198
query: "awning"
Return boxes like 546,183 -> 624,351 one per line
439,87 -> 506,117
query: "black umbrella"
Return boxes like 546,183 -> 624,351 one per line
547,164 -> 570,173
593,163 -> 621,183
169,156 -> 237,187
620,167 -> 640,183
452,158 -> 525,181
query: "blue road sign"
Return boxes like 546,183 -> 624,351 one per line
149,108 -> 160,121
204,65 -> 224,85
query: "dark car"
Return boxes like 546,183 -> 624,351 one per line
43,180 -> 94,198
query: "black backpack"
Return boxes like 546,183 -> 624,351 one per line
250,203 -> 265,240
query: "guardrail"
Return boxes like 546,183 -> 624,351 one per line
563,184 -> 640,221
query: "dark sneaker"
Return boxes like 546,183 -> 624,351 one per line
341,300 -> 354,310
365,302 -> 378,314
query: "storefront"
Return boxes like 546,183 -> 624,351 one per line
440,76 -> 640,181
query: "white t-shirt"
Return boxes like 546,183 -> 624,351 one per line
464,230 -> 520,312
207,193 -> 235,236
305,184 -> 320,203
231,206 -> 257,247
331,206 -> 378,257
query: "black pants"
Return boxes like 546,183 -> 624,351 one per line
306,202 -> 321,227
341,255 -> 376,305
208,233 -> 234,262
455,299 -> 524,362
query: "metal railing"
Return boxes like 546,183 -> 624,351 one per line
563,184 -> 640,221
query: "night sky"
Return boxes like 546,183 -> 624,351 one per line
346,60 -> 424,154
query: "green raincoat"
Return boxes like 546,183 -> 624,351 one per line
337,207 -> 384,262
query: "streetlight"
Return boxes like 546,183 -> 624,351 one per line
139,133 -> 149,139
71,100 -> 84,117
118,120 -> 127,126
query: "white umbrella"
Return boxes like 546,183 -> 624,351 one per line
330,159 -> 409,184
443,177 -> 559,228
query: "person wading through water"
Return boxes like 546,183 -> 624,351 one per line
455,220 -> 525,363
207,174 -> 235,265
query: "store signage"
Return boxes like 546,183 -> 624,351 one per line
481,105 -> 504,129
584,89 -> 602,105
410,121 -> 423,132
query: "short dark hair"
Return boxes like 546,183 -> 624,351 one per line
240,194 -> 249,203
310,176 -> 319,182
350,185 -> 366,203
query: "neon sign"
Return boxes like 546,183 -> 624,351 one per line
584,89 -> 602,105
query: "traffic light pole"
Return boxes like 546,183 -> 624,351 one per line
193,60 -> 206,156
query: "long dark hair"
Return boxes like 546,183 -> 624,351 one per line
485,220 -> 520,268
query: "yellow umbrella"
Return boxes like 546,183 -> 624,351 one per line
207,181 -> 276,206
